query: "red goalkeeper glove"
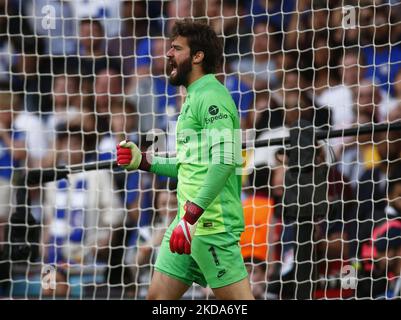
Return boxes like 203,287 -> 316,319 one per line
116,140 -> 151,171
169,201 -> 204,255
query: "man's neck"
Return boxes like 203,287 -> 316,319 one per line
186,70 -> 206,88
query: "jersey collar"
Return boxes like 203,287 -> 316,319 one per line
187,74 -> 215,94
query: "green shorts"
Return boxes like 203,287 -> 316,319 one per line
154,217 -> 248,289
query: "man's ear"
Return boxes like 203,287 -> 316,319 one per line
193,51 -> 205,65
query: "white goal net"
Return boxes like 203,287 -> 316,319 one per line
1,0 -> 401,300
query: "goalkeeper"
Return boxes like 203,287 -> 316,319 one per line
117,19 -> 254,300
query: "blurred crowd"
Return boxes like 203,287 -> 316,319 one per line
1,0 -> 401,299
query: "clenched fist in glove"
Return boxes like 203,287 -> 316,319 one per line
116,140 -> 150,171
170,201 -> 204,255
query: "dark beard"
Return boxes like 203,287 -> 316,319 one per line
168,56 -> 192,87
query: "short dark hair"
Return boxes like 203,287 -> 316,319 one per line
171,19 -> 223,74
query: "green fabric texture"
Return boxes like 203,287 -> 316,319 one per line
155,216 -> 248,288
150,74 -> 244,236
150,156 -> 178,178
175,74 -> 244,235
193,162 -> 234,210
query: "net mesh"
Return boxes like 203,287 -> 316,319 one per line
0,0 -> 401,299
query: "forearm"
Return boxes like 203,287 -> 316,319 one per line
169,163 -> 234,254
193,162 -> 234,210
149,156 -> 178,178
192,140 -> 236,209
117,141 -> 178,177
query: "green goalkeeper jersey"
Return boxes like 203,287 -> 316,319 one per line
175,74 -> 244,236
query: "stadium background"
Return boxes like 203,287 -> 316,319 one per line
1,0 -> 401,299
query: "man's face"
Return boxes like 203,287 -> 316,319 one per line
166,36 -> 193,87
